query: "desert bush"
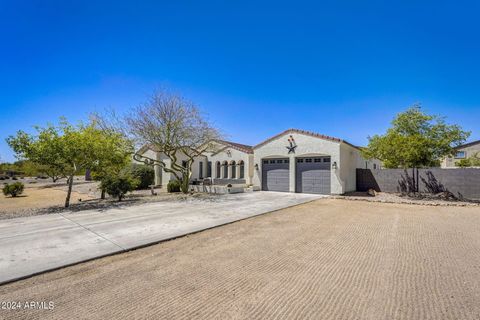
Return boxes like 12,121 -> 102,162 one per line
123,164 -> 154,190
101,175 -> 138,201
167,180 -> 181,193
2,182 -> 24,197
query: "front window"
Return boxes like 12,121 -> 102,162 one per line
455,151 -> 466,159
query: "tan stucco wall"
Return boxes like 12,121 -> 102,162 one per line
442,143 -> 480,168
252,132 -> 379,194
206,147 -> 253,184
134,149 -> 164,186
144,141 -> 254,187
252,132 -> 344,194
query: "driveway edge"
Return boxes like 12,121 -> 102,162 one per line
0,197 -> 323,287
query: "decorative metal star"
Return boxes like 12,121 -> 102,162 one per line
286,136 -> 297,154
286,144 -> 297,154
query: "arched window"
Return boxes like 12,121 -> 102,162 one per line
215,161 -> 221,178
230,161 -> 236,179
222,161 -> 228,178
238,160 -> 245,179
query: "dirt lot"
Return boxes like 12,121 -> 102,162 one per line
0,178 -> 180,219
0,181 -> 92,213
0,178 -> 95,217
1,199 -> 480,319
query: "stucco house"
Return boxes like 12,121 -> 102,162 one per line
441,140 -> 480,168
139,129 -> 380,195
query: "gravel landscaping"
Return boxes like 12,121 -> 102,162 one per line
335,191 -> 480,207
0,177 -> 220,220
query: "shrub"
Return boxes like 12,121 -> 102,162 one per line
123,164 -> 154,190
2,182 -> 24,197
167,180 -> 181,193
101,175 -> 138,201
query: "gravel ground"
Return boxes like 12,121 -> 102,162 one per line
1,199 -> 480,319
336,192 -> 480,207
1,177 -> 218,220
0,179 -> 94,219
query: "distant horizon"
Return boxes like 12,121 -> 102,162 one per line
1,1 -> 479,162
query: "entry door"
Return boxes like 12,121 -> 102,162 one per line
262,159 -> 290,192
296,157 -> 331,194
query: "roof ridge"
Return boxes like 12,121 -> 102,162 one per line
214,139 -> 254,154
456,139 -> 480,149
254,128 -> 359,149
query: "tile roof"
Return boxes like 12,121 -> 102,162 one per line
253,128 -> 360,149
213,139 -> 254,154
138,129 -> 360,155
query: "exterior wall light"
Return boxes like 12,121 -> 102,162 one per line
254,163 -> 259,170
332,161 -> 338,170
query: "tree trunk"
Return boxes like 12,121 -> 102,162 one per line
180,178 -> 189,193
101,189 -> 106,200
65,175 -> 74,207
85,169 -> 92,181
412,167 -> 417,194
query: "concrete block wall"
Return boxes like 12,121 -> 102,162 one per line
357,168 -> 480,200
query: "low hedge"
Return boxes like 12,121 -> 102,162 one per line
122,164 -> 154,190
167,180 -> 181,193
3,182 -> 24,197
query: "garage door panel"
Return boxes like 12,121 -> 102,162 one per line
262,159 -> 290,192
296,157 -> 331,195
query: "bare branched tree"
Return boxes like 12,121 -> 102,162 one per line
127,90 -> 221,193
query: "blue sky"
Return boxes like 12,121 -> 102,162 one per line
1,1 -> 479,162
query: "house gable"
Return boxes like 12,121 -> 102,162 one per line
254,128 -> 359,150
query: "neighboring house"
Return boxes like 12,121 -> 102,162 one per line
138,129 -> 380,195
441,140 -> 480,168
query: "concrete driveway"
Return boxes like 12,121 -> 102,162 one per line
0,192 -> 321,284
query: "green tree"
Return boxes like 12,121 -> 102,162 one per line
7,118 -> 133,207
88,124 -> 134,199
362,105 -> 470,168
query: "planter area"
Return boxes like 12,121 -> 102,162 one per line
190,184 -> 260,194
